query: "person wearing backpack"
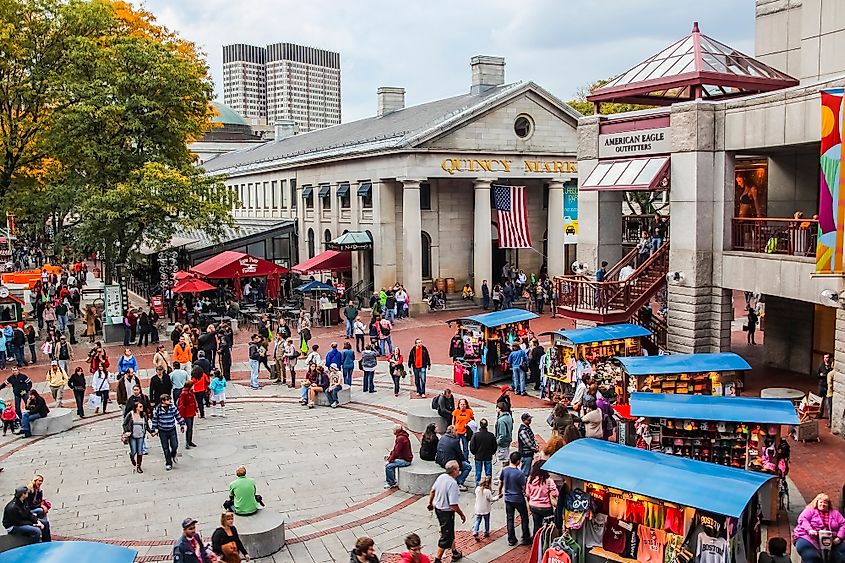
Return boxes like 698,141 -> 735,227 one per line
385,292 -> 397,323
433,389 -> 455,429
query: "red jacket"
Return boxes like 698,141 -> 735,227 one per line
177,388 -> 198,418
387,429 -> 413,463
192,373 -> 210,393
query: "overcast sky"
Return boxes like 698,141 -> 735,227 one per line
139,0 -> 756,122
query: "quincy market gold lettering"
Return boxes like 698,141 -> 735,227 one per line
602,131 -> 666,154
441,158 -> 576,175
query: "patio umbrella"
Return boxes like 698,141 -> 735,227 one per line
172,277 -> 217,294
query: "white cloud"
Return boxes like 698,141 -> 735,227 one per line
138,0 -> 755,122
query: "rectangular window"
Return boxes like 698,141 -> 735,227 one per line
263,181 -> 271,209
302,185 -> 314,209
290,179 -> 297,209
358,180 -> 373,209
271,180 -> 277,209
420,182 -> 431,210
278,179 -> 286,208
247,183 -> 254,208
337,182 -> 351,209
319,184 -> 331,210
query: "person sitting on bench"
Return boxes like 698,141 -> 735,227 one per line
223,465 -> 264,516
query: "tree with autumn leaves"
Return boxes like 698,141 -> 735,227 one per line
0,0 -> 233,281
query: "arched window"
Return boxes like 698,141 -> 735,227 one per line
421,231 -> 432,280
307,228 -> 315,258
324,229 -> 332,249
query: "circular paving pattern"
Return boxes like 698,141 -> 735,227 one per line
1,396 -> 401,543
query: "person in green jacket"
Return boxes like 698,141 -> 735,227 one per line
224,465 -> 264,515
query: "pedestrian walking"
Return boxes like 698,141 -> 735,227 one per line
498,451 -> 530,546
91,366 -> 110,414
177,380 -> 199,449
68,367 -> 87,418
472,476 -> 499,540
427,460 -> 466,563
209,369 -> 227,417
389,348 -> 404,397
353,318 -> 366,352
45,361 -> 67,407
170,361 -> 188,404
495,403 -> 514,466
407,338 -> 431,398
517,413 -> 538,476
469,418 -> 497,484
0,366 -> 32,419
123,400 -> 150,473
361,344 -> 378,393
191,365 -> 210,419
150,394 -> 185,471
508,344 -> 528,396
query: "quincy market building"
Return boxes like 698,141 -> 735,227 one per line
204,56 -> 580,310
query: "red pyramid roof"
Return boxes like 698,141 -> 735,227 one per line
588,22 -> 798,106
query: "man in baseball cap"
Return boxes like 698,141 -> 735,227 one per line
173,516 -> 211,563
517,413 -> 538,476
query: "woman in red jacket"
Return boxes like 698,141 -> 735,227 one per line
176,380 -> 199,449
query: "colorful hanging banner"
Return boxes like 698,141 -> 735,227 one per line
818,88 -> 845,274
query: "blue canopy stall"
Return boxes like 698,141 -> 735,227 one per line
0,541 -> 138,563
543,439 -> 773,563
446,308 -> 539,386
628,392 -> 798,520
538,323 -> 653,401
616,352 -> 752,399
294,280 -> 339,327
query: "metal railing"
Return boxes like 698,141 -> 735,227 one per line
556,243 -> 669,315
731,218 -> 817,257
623,214 -> 670,245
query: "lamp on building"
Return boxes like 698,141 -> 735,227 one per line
666,271 -> 685,285
820,289 -> 845,307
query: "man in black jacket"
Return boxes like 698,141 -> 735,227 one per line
435,388 -> 455,428
0,366 -> 32,419
217,323 -> 233,381
3,486 -> 50,543
10,325 -> 26,367
469,418 -> 498,483
197,325 -> 217,369
435,425 -> 472,490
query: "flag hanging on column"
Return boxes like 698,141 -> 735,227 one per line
493,184 -> 532,248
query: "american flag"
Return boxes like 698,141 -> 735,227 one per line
493,184 -> 532,248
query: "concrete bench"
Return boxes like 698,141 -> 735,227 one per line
0,526 -> 35,552
314,386 -> 351,407
235,510 -> 285,558
406,403 -> 447,434
397,460 -> 444,495
30,408 -> 73,436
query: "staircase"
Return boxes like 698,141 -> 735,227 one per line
555,243 -> 669,324
630,307 -> 668,355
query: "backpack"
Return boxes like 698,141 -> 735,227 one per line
431,394 -> 440,410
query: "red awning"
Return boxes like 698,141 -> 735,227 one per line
172,278 -> 217,294
191,251 -> 287,279
581,156 -> 670,191
291,250 -> 352,274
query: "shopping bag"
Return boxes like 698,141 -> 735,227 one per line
87,394 -> 102,409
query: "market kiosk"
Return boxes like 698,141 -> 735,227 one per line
616,353 -> 752,402
543,439 -> 774,563
628,392 -> 798,521
539,324 -> 653,400
446,309 -> 539,386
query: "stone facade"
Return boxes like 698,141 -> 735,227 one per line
833,308 -> 845,434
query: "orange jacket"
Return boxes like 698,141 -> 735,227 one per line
172,343 -> 192,364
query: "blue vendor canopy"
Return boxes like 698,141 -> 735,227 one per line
540,323 -> 652,345
629,392 -> 799,425
543,439 -> 775,518
616,352 -> 751,376
447,308 -> 538,327
293,280 -> 337,293
0,541 -> 137,563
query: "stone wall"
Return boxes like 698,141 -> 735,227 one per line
832,308 -> 845,435
667,286 -> 732,353
762,296 -> 814,374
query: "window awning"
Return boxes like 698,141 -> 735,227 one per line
301,186 -> 314,198
629,393 -> 799,425
581,156 -> 670,191
318,185 -> 331,197
291,250 -> 352,274
616,352 -> 752,376
543,439 -> 775,518
539,323 -> 653,345
357,181 -> 372,196
326,231 -> 373,251
336,182 -> 350,197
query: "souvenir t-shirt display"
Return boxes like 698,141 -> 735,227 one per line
609,496 -> 627,519
696,533 -> 728,563
637,525 -> 667,563
620,520 -> 639,560
664,505 -> 685,535
587,484 -> 610,514
603,517 -> 628,554
663,533 -> 685,563
584,514 -> 608,548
